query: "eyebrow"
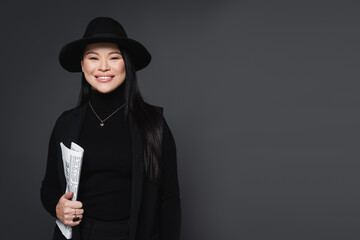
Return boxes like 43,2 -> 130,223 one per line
109,51 -> 122,55
84,51 -> 122,56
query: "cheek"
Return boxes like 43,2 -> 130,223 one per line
118,62 -> 126,76
110,63 -> 126,78
84,73 -> 93,86
82,61 -> 96,73
82,62 -> 95,84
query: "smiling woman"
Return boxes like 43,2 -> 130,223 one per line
81,43 -> 126,93
40,17 -> 181,240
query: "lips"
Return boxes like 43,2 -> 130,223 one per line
95,75 -> 115,82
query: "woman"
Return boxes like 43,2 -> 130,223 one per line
40,17 -> 181,240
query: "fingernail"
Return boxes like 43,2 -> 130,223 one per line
72,217 -> 80,222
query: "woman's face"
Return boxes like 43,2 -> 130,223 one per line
81,42 -> 126,93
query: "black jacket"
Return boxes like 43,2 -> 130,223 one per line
40,104 -> 181,240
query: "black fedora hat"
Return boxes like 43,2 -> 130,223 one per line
59,17 -> 151,72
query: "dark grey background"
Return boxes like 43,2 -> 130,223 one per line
1,1 -> 359,239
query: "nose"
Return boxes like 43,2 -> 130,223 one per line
98,59 -> 110,71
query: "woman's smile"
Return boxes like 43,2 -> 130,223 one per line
95,74 -> 116,83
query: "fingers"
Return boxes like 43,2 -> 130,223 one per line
73,214 -> 83,221
74,208 -> 84,215
63,191 -> 74,200
59,208 -> 84,226
72,201 -> 83,209
62,206 -> 84,215
63,199 -> 83,209
59,211 -> 84,226
62,214 -> 83,226
62,192 -> 82,208
56,193 -> 84,226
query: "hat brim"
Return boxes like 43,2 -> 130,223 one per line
59,37 -> 151,72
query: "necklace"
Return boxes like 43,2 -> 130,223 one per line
88,101 -> 126,127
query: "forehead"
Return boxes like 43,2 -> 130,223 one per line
83,42 -> 120,53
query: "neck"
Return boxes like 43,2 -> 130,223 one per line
89,84 -> 126,113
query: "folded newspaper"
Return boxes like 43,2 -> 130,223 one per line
57,142 -> 84,239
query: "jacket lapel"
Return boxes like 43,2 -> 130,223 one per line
129,112 -> 144,240
57,104 -> 87,240
57,104 -> 88,193
70,104 -> 88,144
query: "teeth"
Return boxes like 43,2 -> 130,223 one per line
98,76 -> 112,79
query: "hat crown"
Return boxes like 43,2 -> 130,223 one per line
83,17 -> 128,38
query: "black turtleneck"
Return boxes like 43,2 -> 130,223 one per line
78,85 -> 132,221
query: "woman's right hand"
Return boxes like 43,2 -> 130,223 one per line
56,192 -> 84,226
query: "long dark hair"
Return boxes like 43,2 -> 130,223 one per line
78,48 -> 163,183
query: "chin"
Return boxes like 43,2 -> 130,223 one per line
90,81 -> 124,93
96,88 -> 114,94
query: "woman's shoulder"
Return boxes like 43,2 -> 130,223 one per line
145,102 -> 164,114
53,104 -> 87,129
144,102 -> 173,133
58,105 -> 85,119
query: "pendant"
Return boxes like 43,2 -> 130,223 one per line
100,122 -> 104,127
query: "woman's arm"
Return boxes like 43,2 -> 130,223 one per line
160,117 -> 181,240
40,123 -> 62,218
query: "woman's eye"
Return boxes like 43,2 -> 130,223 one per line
111,57 -> 120,60
89,57 -> 98,60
